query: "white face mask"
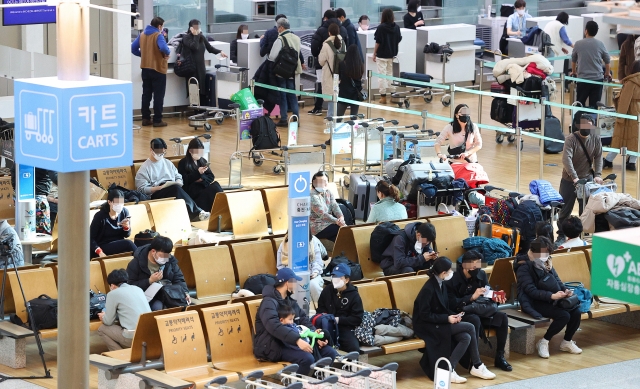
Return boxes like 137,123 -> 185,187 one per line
332,278 -> 345,289
537,256 -> 550,262
112,203 -> 124,214
241,33 -> 249,39
414,241 -> 422,254
360,24 -> 369,31
191,151 -> 203,160
517,9 -> 525,16
443,271 -> 454,281
417,6 -> 422,12
154,253 -> 169,265
154,152 -> 165,161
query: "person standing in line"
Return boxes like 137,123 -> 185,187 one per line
132,17 -> 170,127
336,8 -> 364,61
571,20 -> 611,108
373,8 -> 402,104
403,0 -> 424,30
318,23 -> 345,119
269,18 -> 302,127
336,44 -> 365,120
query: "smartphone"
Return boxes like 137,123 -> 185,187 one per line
457,312 -> 465,317
206,162 -> 211,167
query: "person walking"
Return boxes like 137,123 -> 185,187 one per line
269,17 -> 302,127
571,20 -> 611,108
132,17 -> 170,127
373,9 -> 402,104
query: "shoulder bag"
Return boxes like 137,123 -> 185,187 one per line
462,296 -> 498,317
160,284 -> 189,308
174,40 -> 196,78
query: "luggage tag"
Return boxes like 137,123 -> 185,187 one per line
287,115 -> 298,146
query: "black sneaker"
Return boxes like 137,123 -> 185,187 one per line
308,108 -> 323,116
603,158 -> 613,169
276,121 -> 288,128
627,163 -> 637,171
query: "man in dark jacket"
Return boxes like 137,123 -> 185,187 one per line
259,13 -> 305,66
336,8 -> 363,61
308,10 -> 349,115
316,263 -> 364,353
446,251 -> 512,371
126,236 -> 189,311
253,268 -> 338,375
380,222 -> 438,275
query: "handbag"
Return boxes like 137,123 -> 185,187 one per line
564,281 -> 593,313
462,296 -> 498,318
556,295 -> 580,311
351,78 -> 367,101
159,284 -> 189,308
174,41 -> 196,78
89,290 -> 107,320
29,294 -> 58,330
134,229 -> 160,247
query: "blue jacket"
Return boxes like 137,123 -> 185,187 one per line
131,25 -> 170,57
529,180 -> 563,206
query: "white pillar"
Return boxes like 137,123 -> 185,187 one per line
112,0 -> 132,81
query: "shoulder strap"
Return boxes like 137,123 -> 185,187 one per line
573,132 -> 594,175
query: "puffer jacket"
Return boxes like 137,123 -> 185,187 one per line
513,254 -> 543,319
580,192 -> 640,233
612,72 -> 640,152
529,180 -> 563,206
380,222 -> 433,272
316,282 -> 364,329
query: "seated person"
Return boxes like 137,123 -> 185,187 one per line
514,236 -> 583,359
413,256 -> 496,383
126,236 -> 190,311
557,217 -> 587,249
366,181 -> 407,223
446,250 -> 512,372
135,138 -> 210,222
253,268 -> 338,375
90,189 -> 137,258
316,263 -> 364,353
310,172 -> 345,242
97,269 -> 151,351
535,221 -> 556,250
177,138 -> 223,214
277,231 -> 327,304
278,304 -> 311,349
380,221 -> 438,276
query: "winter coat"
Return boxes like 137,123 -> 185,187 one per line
317,283 -> 364,329
604,208 -> 640,229
310,18 -> 349,68
0,220 -> 24,267
338,60 -> 364,103
177,155 -> 216,202
318,36 -> 345,96
380,222 -> 434,274
612,72 -> 640,152
515,254 -> 566,307
89,207 -> 132,253
253,60 -> 281,107
580,192 -> 640,233
412,276 -> 456,380
513,254 -> 544,318
180,32 -> 221,89
529,180 -> 563,206
446,266 -> 490,312
374,22 -> 402,59
619,35 -> 636,80
260,26 -> 279,58
253,284 -> 314,361
341,18 -> 363,61
126,245 -> 188,294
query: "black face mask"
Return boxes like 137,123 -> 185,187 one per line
468,268 -> 480,278
579,129 -> 590,137
458,115 -> 470,123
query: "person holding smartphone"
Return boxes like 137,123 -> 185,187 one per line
380,221 -> 438,276
446,250 -> 512,372
178,138 -> 223,214
413,257 -> 496,383
90,189 -> 137,258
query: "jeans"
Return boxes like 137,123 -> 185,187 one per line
276,77 -> 299,122
575,79 -> 603,109
91,239 -> 137,259
450,321 -> 482,370
151,185 -> 203,221
141,68 -> 167,123
532,300 -> 582,341
314,224 -> 340,241
557,178 -> 582,237
280,344 -> 338,375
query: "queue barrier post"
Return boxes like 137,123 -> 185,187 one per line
250,78 -> 255,95
539,97 -> 545,180
560,73 -> 565,132
366,70 -> 372,119
516,126 -> 522,193
621,146 -> 627,193
478,60 -> 484,125
449,84 -> 455,118
421,110 -> 428,132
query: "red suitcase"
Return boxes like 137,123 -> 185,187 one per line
491,82 -> 507,94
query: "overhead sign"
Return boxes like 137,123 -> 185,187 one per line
14,76 -> 133,172
592,227 -> 640,305
17,164 -> 34,201
2,0 -> 56,26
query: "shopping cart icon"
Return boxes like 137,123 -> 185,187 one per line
24,108 -> 55,145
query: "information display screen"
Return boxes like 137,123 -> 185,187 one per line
3,0 -> 56,26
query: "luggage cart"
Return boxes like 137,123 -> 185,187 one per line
279,364 -> 340,389
424,46 -> 455,106
312,357 -> 371,389
168,134 -> 211,156
390,57 -> 445,109
337,353 -> 398,389
186,77 -> 237,129
576,173 -> 617,214
392,128 -> 438,160
215,61 -> 250,109
240,370 -> 303,389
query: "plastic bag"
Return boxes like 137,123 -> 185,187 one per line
230,88 -> 260,110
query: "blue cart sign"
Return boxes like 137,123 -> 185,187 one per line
14,76 -> 133,172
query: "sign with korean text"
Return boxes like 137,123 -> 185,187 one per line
288,170 -> 311,312
14,76 -> 132,172
592,227 -> 640,305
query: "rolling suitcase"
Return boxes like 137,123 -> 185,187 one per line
400,162 -> 454,203
399,72 -> 433,87
348,174 -> 380,221
204,72 -> 216,107
543,115 -> 564,154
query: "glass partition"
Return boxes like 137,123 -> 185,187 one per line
332,0 -> 406,24
275,0 -> 323,29
153,0 -> 208,37
212,0 -> 251,24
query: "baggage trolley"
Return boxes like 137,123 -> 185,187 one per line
279,364 -> 340,389
424,46 -> 455,106
312,357 -> 371,389
576,173 -> 617,214
393,128 -> 438,161
215,60 -> 250,109
187,77 -> 237,129
337,352 -> 398,389
390,57 -> 445,108
240,370 -> 303,389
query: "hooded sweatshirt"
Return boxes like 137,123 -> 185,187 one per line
374,22 -> 402,59
380,222 -> 433,272
316,282 -> 364,329
0,220 -> 23,267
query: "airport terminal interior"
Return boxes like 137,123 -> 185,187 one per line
1,0 -> 640,388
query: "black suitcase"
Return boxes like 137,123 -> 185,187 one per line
348,174 -> 380,221
543,116 -> 564,154
204,72 -> 216,107
336,199 -> 356,226
490,97 -> 513,124
399,72 -> 433,88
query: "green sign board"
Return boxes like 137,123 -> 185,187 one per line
592,227 -> 640,305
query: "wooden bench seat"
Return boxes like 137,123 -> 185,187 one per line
261,187 -> 288,235
429,216 -> 469,261
187,246 -> 236,303
229,240 -> 277,288
208,191 -> 269,238
148,199 -> 192,245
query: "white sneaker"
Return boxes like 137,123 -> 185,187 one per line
559,340 -> 582,354
537,338 -> 550,359
198,211 -> 210,221
450,371 -> 467,384
470,364 -> 496,380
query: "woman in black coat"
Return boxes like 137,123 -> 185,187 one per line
177,138 -> 223,214
446,250 -> 511,371
90,189 -> 137,258
181,19 -> 227,99
515,236 -> 583,359
413,257 -> 496,384
337,44 -> 364,119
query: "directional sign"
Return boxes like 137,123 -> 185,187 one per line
14,76 -> 132,172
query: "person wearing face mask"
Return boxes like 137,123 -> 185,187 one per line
136,138 -> 210,222
277,231 -> 327,304
380,221 -> 437,276
358,15 -> 370,32
413,256 -> 497,383
336,8 -> 364,61
90,189 -> 137,259
506,0 -> 531,38
514,237 -> 583,359
126,236 -> 190,311
253,268 -> 339,375
97,269 -> 151,351
403,0 -> 424,30
435,104 -> 483,163
555,115 -> 603,246
446,251 -> 512,372
366,181 -> 407,223
230,24 -> 249,64
310,171 -> 344,242
570,20 -> 611,108
316,263 -> 364,353
177,138 -> 223,214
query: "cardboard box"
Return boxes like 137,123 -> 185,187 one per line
0,176 -> 14,220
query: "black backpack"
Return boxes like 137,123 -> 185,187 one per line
244,273 -> 278,295
273,32 -> 299,79
490,97 -> 514,124
89,290 -> 107,320
324,254 -> 363,281
249,116 -> 281,151
29,294 -> 58,330
134,229 -> 160,247
508,200 -> 543,253
336,199 -> 356,226
369,222 -> 408,264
